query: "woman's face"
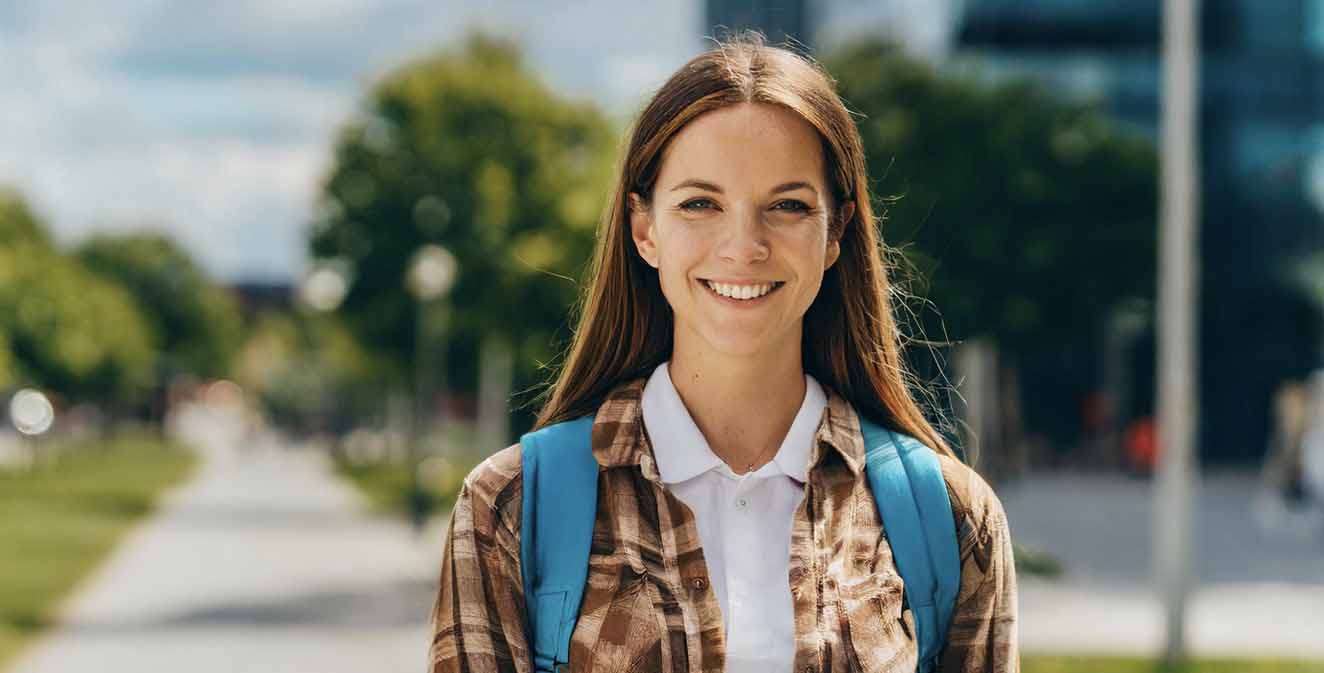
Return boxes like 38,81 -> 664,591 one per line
630,102 -> 852,360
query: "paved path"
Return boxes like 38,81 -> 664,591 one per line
1003,470 -> 1324,657
7,437 -> 447,673
9,422 -> 1324,669
1018,578 -> 1324,657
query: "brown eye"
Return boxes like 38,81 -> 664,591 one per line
772,199 -> 810,213
680,198 -> 717,210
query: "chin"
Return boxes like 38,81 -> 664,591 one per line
697,325 -> 785,359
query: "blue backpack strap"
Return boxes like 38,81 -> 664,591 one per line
518,414 -> 598,673
860,418 -> 961,673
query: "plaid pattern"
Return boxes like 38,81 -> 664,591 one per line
430,377 -> 1019,673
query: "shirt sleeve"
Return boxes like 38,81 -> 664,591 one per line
939,461 -> 1020,673
429,449 -> 531,673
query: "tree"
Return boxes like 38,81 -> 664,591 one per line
0,328 -> 16,391
0,185 -> 53,249
825,41 -> 1157,347
0,186 -> 48,393
824,41 -> 1158,469
232,308 -> 395,435
77,232 -> 244,380
309,34 -> 615,433
0,242 -> 156,406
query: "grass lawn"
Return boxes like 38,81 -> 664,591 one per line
1023,655 -> 1324,672
0,434 -> 195,669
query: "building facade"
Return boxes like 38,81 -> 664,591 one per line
957,0 -> 1324,463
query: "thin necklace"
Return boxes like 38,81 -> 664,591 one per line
742,441 -> 779,474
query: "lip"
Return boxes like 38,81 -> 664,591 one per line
701,277 -> 782,285
697,278 -> 785,307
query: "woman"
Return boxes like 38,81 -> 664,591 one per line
430,35 -> 1018,673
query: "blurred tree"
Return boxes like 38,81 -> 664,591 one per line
0,328 -> 16,391
76,232 -> 244,380
0,185 -> 53,249
310,34 -> 615,434
0,187 -> 34,391
0,242 -> 156,406
232,308 -> 394,435
826,41 -> 1157,346
825,41 -> 1157,470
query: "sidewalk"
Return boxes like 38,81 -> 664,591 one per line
1004,470 -> 1324,658
1019,578 -> 1324,657
9,437 -> 1323,668
6,440 -> 446,673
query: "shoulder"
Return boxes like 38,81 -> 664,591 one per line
935,452 -> 1011,545
454,442 -> 525,538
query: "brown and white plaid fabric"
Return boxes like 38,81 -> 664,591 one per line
430,377 -> 1019,673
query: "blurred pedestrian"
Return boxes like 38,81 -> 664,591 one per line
1255,375 -> 1324,536
429,33 -> 1018,673
1261,380 -> 1310,505
1299,370 -> 1324,507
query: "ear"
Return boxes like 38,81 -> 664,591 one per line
825,199 -> 854,270
628,192 -> 659,269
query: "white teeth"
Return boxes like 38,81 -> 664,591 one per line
704,281 -> 777,300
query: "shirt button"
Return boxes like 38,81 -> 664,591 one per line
691,577 -> 708,591
735,497 -> 748,509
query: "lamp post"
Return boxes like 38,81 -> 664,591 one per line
10,387 -> 55,469
1157,0 -> 1200,663
406,244 -> 458,533
298,261 -> 350,440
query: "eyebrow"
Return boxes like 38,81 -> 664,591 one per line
668,179 -> 819,196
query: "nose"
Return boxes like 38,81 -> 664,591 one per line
716,207 -> 769,264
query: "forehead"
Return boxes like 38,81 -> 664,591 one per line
656,102 -> 826,191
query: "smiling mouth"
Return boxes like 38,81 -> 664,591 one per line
699,279 -> 786,301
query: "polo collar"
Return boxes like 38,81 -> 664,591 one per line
589,370 -> 868,482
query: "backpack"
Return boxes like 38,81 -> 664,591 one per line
518,413 -> 960,673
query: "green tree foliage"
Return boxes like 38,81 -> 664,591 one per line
0,329 -> 16,391
0,187 -> 41,391
825,42 -> 1157,347
309,34 -> 614,400
0,242 -> 156,404
232,309 -> 393,433
0,186 -> 52,249
76,233 -> 244,380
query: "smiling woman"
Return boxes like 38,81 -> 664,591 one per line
430,32 -> 1019,673
628,102 -> 851,368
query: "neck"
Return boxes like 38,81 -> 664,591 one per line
668,332 -> 807,475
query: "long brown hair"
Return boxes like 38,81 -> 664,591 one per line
533,33 -> 955,459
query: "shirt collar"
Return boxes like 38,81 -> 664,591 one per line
593,362 -> 859,484
640,362 -> 724,483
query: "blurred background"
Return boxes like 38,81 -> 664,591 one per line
1,0 -> 1322,671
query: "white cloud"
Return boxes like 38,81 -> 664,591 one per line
0,0 -> 708,282
0,0 -> 942,282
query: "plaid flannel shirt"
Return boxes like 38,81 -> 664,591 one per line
430,376 -> 1019,673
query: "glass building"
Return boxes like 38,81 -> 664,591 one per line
957,0 -> 1324,463
706,0 -> 812,47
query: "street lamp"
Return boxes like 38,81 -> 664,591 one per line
298,260 -> 351,439
406,244 -> 458,533
299,264 -> 350,314
10,387 -> 54,469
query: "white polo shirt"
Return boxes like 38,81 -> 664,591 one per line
640,361 -> 827,673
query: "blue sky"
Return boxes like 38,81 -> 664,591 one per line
0,0 -> 953,283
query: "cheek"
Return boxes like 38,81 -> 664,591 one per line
651,231 -> 700,302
